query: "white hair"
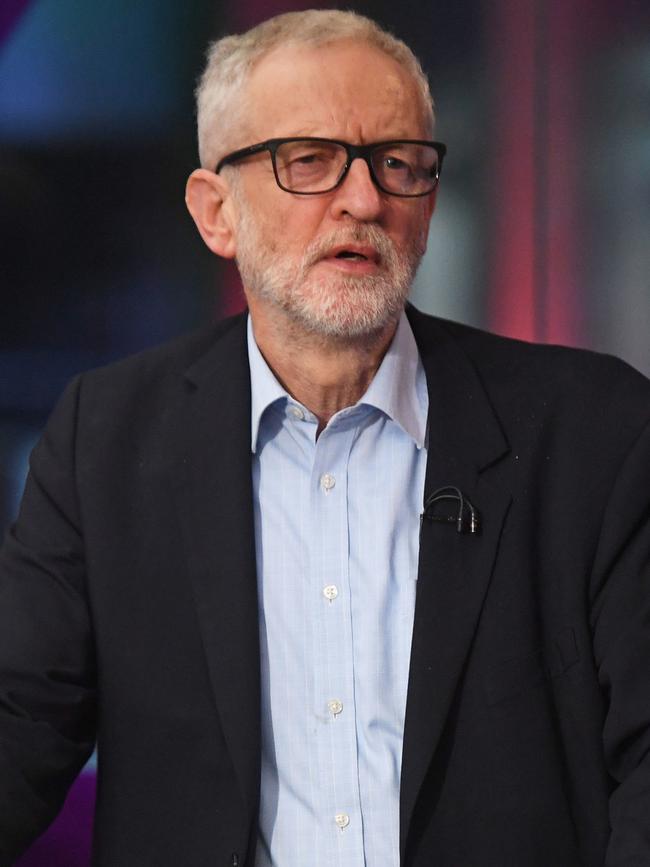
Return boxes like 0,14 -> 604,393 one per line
195,9 -> 435,170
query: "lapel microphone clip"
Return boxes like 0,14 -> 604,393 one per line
421,486 -> 480,535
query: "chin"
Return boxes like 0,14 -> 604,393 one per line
283,276 -> 409,340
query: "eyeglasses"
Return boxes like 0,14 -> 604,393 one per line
215,137 -> 446,198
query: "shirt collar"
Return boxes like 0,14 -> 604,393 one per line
359,310 -> 428,449
248,316 -> 288,453
247,310 -> 428,453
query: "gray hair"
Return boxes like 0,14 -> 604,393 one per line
195,9 -> 435,170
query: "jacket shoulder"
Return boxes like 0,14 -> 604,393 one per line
408,306 -> 650,450
50,313 -> 249,444
410,307 -> 650,407
82,312 -> 247,391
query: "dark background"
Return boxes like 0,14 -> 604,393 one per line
1,0 -> 649,863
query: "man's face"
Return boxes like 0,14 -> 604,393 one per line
227,40 -> 436,339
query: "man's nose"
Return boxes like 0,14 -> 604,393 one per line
329,157 -> 384,221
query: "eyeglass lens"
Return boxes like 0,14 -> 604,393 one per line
274,140 -> 440,195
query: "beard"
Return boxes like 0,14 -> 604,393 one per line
233,198 -> 427,340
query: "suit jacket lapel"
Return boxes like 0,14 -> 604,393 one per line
400,309 -> 512,857
171,315 -> 261,820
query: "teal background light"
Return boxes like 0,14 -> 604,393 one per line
0,0 -> 199,140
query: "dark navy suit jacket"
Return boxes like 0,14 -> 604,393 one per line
1,306 -> 650,866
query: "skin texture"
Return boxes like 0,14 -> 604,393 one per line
186,40 -> 437,430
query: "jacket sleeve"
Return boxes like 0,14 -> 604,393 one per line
0,376 -> 96,865
589,416 -> 650,864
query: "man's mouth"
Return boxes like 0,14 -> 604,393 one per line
336,251 -> 367,260
326,244 -> 379,264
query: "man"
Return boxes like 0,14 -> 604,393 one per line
1,9 -> 650,867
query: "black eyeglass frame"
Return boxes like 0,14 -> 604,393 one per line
215,137 -> 447,198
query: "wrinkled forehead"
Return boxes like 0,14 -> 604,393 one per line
237,40 -> 429,144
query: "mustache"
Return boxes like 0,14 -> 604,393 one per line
301,224 -> 398,268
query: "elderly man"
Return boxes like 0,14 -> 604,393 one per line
1,9 -> 650,867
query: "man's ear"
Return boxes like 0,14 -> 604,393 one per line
185,168 -> 238,259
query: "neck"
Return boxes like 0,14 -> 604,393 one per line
248,301 -> 399,433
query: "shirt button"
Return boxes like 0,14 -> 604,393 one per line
320,473 -> 336,492
323,584 -> 338,601
327,699 -> 343,717
335,813 -> 350,829
288,405 -> 304,420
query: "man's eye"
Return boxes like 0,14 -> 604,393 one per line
384,156 -> 410,172
291,152 -> 327,166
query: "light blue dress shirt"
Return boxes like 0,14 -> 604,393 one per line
249,312 -> 428,867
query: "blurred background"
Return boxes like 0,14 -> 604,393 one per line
1,0 -> 649,863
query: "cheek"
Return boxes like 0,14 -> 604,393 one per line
391,209 -> 430,254
278,204 -> 328,246
415,219 -> 430,256
412,204 -> 434,255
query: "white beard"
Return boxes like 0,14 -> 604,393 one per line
233,200 -> 426,340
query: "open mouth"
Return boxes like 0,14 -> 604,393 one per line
335,250 -> 368,261
318,243 -> 380,271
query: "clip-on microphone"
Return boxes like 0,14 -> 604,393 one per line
421,485 -> 480,534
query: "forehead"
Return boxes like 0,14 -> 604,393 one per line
241,40 -> 426,143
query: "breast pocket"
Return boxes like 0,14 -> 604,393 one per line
484,627 -> 581,706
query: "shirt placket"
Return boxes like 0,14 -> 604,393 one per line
309,418 -> 365,866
